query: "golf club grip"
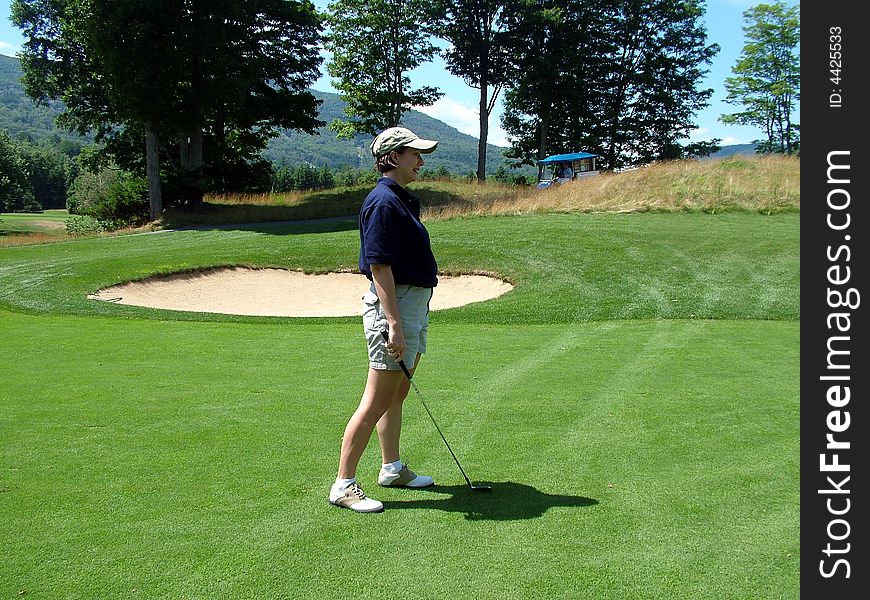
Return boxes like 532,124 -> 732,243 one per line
380,329 -> 413,379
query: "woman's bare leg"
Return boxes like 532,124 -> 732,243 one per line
337,367 -> 406,480
376,353 -> 421,464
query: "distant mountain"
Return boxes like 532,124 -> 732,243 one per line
3,54 -> 757,173
263,89 -> 515,175
0,54 -> 91,147
1,54 -> 514,175
707,143 -> 759,158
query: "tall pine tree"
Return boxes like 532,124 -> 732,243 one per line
502,0 -> 717,170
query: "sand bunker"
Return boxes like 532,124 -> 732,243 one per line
88,267 -> 513,317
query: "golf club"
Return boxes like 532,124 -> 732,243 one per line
381,330 -> 492,492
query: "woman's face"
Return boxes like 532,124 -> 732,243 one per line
389,148 -> 425,185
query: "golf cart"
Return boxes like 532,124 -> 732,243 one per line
536,152 -> 600,189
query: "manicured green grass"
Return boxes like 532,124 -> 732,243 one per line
0,212 -> 799,598
0,210 -> 69,232
1,211 -> 71,247
0,212 -> 799,323
0,210 -> 69,235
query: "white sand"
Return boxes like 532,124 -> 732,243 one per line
88,267 -> 514,317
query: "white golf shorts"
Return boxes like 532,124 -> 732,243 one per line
362,282 -> 433,370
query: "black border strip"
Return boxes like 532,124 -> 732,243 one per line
801,1 -> 867,596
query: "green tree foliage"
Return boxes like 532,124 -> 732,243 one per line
11,0 -> 323,220
502,0 -> 718,170
1,127 -> 73,211
22,143 -> 75,209
418,164 -> 452,180
436,0 -> 517,181
500,0 -> 592,165
720,1 -> 799,155
67,164 -> 149,226
12,0 -> 184,218
324,0 -> 443,138
1,128 -> 34,212
271,163 -> 339,192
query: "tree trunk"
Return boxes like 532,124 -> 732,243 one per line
215,105 -> 226,189
189,126 -> 203,172
477,84 -> 489,182
538,109 -> 550,161
145,120 -> 163,221
187,125 -> 204,205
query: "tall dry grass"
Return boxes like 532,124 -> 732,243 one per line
1,156 -> 799,242
162,154 -> 799,228
422,154 -> 800,220
0,231 -> 73,247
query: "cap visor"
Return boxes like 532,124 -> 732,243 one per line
405,139 -> 438,153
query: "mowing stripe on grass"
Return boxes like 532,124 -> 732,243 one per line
1,310 -> 797,599
1,210 -> 799,598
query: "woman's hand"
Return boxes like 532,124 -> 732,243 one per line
385,329 -> 406,360
370,263 -> 405,361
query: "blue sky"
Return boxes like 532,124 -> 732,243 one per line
1,0 -> 799,147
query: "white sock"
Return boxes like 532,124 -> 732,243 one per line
382,460 -> 403,474
334,477 -> 356,491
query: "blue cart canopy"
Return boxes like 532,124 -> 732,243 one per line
538,152 -> 599,164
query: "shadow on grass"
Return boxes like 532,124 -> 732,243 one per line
381,481 -> 598,521
161,185 -> 477,233
161,213 -> 359,236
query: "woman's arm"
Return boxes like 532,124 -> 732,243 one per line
370,263 -> 405,359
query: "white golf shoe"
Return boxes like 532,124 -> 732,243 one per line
378,464 -> 434,488
329,481 -> 384,513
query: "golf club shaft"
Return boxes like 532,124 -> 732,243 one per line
380,330 -> 474,488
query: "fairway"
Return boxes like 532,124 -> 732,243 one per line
0,210 -> 69,232
0,212 -> 799,599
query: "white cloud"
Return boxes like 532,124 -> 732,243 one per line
719,136 -> 751,146
0,41 -> 19,56
414,96 -> 510,147
689,128 -> 752,146
688,127 -> 710,141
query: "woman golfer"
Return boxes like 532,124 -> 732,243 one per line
329,127 -> 439,512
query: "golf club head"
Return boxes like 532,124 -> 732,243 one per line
471,484 -> 493,493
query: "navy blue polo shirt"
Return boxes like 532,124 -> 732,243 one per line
359,177 -> 438,288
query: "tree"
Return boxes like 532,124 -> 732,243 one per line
501,0 -> 604,166
168,1 -> 324,197
437,0 -> 517,181
1,129 -> 34,212
1,130 -> 73,211
323,0 -> 443,138
502,0 -> 718,170
720,1 -> 799,154
598,0 -> 718,167
12,0 -> 185,219
22,143 -> 75,209
11,0 -> 323,219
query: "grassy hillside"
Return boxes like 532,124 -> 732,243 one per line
166,154 -> 799,228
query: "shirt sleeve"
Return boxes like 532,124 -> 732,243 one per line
361,204 -> 402,266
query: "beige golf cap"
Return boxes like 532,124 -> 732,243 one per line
370,127 -> 438,159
